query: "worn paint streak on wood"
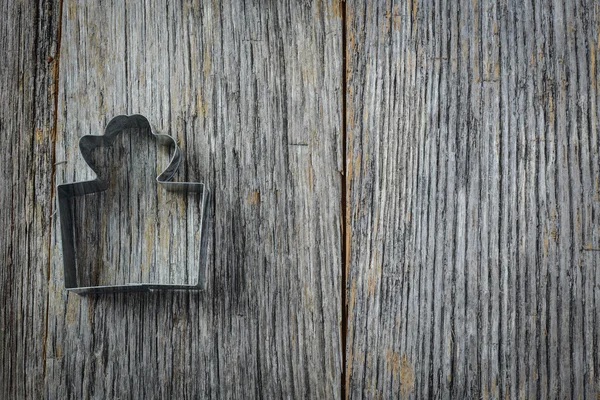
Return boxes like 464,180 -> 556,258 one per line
45,0 -> 343,398
0,0 -> 61,398
346,0 -> 600,398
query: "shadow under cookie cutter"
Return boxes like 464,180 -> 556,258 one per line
57,114 -> 210,295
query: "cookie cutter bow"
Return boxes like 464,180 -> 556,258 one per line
57,114 -> 209,294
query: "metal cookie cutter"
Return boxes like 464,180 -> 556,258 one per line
57,114 -> 209,294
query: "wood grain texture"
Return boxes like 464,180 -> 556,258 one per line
7,0 -> 600,398
0,0 -> 61,398
46,0 -> 343,398
346,0 -> 600,398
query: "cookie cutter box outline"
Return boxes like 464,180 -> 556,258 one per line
58,114 -> 210,294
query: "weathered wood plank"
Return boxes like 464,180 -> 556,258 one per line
0,0 -> 61,398
346,0 -> 600,398
46,0 -> 343,398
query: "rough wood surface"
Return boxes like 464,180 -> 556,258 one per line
6,0 -> 600,398
0,0 -> 61,398
346,0 -> 600,398
44,0 -> 343,398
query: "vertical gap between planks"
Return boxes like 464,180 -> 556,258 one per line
42,0 -> 64,385
340,0 -> 348,399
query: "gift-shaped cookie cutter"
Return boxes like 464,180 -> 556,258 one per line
57,114 -> 209,294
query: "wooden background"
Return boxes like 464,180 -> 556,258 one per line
2,0 -> 600,398
346,0 -> 600,398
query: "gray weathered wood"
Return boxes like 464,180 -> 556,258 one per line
0,0 -> 61,398
44,0 -> 343,398
7,0 -> 600,398
346,0 -> 600,398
